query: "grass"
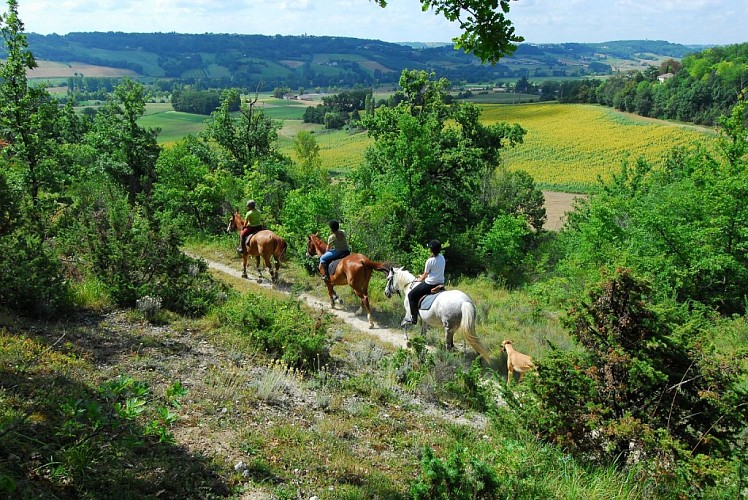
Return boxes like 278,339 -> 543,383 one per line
0,238 -> 655,497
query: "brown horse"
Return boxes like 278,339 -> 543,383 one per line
227,212 -> 287,283
306,233 -> 389,328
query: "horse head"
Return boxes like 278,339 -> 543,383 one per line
226,212 -> 242,233
384,266 -> 408,298
306,233 -> 325,257
305,234 -> 315,257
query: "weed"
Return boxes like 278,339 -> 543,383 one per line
253,359 -> 303,403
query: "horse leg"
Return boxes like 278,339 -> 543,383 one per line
325,282 -> 337,308
261,253 -> 273,283
272,256 -> 280,283
254,255 -> 263,280
242,253 -> 248,278
355,290 -> 374,329
445,323 -> 456,351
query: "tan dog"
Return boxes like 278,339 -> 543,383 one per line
501,340 -> 535,384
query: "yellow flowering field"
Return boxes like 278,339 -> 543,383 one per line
482,103 -> 718,190
277,103 -> 719,189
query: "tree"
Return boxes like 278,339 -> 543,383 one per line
0,0 -> 61,207
292,130 -> 323,178
373,0 -> 523,64
354,69 -> 529,269
152,136 -> 239,233
84,79 -> 161,202
203,89 -> 280,175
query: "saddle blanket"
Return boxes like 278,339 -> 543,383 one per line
419,291 -> 443,310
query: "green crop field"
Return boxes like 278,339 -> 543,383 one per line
459,92 -> 540,104
139,104 -> 209,145
147,100 -> 719,191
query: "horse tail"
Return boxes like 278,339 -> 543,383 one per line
362,257 -> 390,275
274,235 -> 288,262
460,301 -> 492,364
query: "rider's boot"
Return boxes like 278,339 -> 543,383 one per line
321,263 -> 330,281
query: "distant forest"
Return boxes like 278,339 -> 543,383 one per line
12,32 -> 700,89
552,43 -> 748,125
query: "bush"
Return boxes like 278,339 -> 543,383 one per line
0,227 -> 71,317
520,269 -> 748,493
57,180 -> 227,316
215,293 -> 330,370
410,445 -> 501,499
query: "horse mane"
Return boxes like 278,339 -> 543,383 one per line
394,267 -> 416,288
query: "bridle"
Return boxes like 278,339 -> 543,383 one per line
384,270 -> 399,298
384,268 -> 416,299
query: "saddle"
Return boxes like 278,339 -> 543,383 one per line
242,226 -> 264,247
326,252 -> 351,276
418,285 -> 445,310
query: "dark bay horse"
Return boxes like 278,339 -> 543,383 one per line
306,233 -> 389,328
227,212 -> 287,283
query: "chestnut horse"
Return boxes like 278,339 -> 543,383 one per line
227,212 -> 287,282
306,233 -> 389,328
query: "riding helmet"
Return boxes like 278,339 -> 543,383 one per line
246,199 -> 256,208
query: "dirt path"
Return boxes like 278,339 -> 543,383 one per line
543,190 -> 587,231
195,189 -> 585,348
196,258 -> 410,350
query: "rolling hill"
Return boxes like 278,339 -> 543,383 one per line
14,32 -> 704,88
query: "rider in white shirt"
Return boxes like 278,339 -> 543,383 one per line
402,239 -> 445,326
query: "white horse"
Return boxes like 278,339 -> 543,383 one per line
384,267 -> 492,364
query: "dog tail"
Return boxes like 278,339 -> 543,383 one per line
460,301 -> 492,364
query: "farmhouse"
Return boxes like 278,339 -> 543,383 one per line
657,72 -> 674,83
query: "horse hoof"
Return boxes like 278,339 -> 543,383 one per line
241,273 -> 248,279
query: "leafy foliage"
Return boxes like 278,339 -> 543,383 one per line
373,0 -> 522,64
561,97 -> 748,314
57,178 -> 227,316
84,79 -> 161,201
522,269 -> 748,493
351,69 -> 539,272
203,89 -> 281,175
0,223 -> 70,316
410,445 -> 501,499
152,135 -> 240,234
214,292 -> 330,370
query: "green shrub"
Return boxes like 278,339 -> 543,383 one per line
56,180 -> 227,316
410,445 -> 501,499
215,292 -> 330,370
0,228 -> 71,317
520,269 -> 748,493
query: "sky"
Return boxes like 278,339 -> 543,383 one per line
14,0 -> 748,47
